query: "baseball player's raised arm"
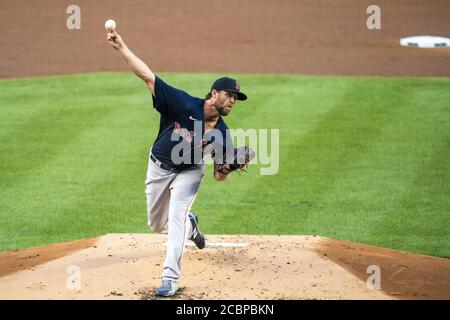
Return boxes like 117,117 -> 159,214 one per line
107,31 -> 156,94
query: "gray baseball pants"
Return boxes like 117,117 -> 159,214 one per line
145,152 -> 205,281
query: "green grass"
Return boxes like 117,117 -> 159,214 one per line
0,72 -> 449,257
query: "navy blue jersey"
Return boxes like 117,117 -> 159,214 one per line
151,76 -> 233,170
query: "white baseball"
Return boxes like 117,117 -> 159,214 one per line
105,19 -> 116,31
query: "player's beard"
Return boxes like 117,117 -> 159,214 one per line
215,103 -> 232,116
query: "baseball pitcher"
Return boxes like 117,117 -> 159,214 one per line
107,29 -> 254,297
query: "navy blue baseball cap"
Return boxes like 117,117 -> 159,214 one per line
211,77 -> 247,101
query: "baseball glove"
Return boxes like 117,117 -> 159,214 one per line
215,146 -> 256,174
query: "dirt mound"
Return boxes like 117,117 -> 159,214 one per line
1,0 -> 449,78
316,239 -> 450,300
0,238 -> 97,278
0,234 -> 448,300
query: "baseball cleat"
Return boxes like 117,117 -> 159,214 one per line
155,279 -> 180,297
188,212 -> 205,249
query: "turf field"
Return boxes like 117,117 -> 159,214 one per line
0,73 -> 448,257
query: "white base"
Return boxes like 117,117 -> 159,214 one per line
400,35 -> 450,48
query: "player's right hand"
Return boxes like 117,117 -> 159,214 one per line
107,31 -> 125,50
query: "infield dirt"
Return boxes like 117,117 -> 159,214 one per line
0,234 -> 449,300
1,0 -> 449,78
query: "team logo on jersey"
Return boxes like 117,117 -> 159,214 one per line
173,122 -> 196,143
235,81 -> 240,90
172,122 -> 217,157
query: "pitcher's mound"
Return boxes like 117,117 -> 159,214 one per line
0,234 -> 449,300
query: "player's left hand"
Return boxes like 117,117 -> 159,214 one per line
215,146 -> 256,174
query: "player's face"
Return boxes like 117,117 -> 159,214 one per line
214,90 -> 238,116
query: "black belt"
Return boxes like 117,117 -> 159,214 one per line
150,154 -> 177,172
